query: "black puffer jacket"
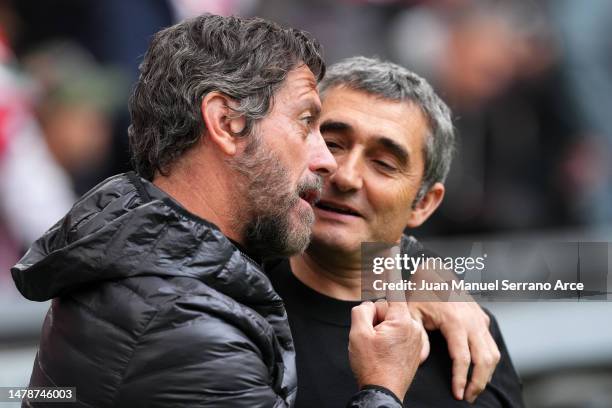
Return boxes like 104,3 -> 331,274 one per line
12,173 -> 402,408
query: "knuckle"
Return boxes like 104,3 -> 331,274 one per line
350,326 -> 366,337
481,356 -> 494,367
405,316 -> 419,328
446,318 -> 465,332
352,304 -> 365,312
397,315 -> 413,329
482,351 -> 500,367
484,314 -> 491,325
447,310 -> 461,324
453,376 -> 467,388
456,354 -> 471,366
493,350 -> 502,364
348,328 -> 363,342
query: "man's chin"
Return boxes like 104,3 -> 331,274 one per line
244,210 -> 312,258
274,203 -> 314,256
310,224 -> 362,255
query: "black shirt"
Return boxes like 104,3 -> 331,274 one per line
266,259 -> 525,408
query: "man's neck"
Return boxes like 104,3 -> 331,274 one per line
152,151 -> 244,245
290,243 -> 362,301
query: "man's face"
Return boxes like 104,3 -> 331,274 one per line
310,86 -> 430,253
233,65 -> 336,257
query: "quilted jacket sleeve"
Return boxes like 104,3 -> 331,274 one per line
347,386 -> 404,408
114,313 -> 290,408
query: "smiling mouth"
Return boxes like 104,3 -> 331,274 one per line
315,201 -> 361,217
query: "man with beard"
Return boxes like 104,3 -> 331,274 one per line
267,57 -> 525,407
10,17 -> 423,407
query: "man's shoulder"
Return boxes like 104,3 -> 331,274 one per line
130,275 -> 268,350
66,273 -> 270,342
141,275 -> 276,338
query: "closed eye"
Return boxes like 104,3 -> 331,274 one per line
373,159 -> 397,172
325,140 -> 343,152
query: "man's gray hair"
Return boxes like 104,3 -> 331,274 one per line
319,56 -> 454,204
129,14 -> 325,180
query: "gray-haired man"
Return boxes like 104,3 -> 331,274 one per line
267,57 -> 525,407
11,17 -> 422,407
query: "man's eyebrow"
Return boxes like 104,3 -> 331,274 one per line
298,99 -> 321,119
320,120 -> 351,134
311,102 -> 321,118
374,136 -> 410,167
319,121 -> 410,166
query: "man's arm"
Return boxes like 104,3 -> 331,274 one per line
114,314 -> 292,407
401,235 -> 501,403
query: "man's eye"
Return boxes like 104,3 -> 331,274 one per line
373,160 -> 397,172
325,140 -> 342,151
301,115 -> 315,125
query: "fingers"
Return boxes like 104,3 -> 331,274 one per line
464,334 -> 494,403
384,245 -> 407,303
374,299 -> 412,326
409,311 -> 430,364
407,303 -> 425,326
443,324 -> 470,401
422,302 -> 501,403
464,330 -> 501,403
486,332 -> 502,369
351,301 -> 377,331
444,320 -> 499,402
374,299 -> 389,323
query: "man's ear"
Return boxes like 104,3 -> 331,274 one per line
405,182 -> 445,228
201,92 -> 247,156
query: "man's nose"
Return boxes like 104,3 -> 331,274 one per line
330,152 -> 362,192
309,130 -> 337,177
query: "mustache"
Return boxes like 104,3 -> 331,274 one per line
297,174 -> 324,197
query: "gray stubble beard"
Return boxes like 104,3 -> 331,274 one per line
228,134 -> 321,259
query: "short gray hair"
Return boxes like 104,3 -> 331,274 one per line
319,56 -> 454,205
129,14 -> 325,180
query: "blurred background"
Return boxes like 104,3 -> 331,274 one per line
0,0 -> 611,406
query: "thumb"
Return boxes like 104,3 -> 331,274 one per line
412,311 -> 430,363
419,324 -> 430,363
385,297 -> 410,321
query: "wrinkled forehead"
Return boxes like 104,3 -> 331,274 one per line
279,65 -> 319,97
272,65 -> 322,112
